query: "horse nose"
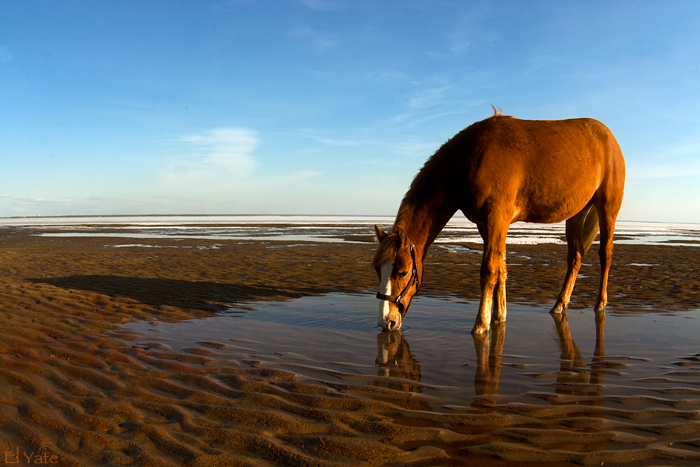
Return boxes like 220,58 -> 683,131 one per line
387,319 -> 398,330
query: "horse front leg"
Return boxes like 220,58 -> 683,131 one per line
472,224 -> 508,334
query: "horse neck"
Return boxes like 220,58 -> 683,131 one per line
394,188 -> 457,260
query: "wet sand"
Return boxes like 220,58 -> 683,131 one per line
1,227 -> 700,466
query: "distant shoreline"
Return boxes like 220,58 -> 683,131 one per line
2,215 -> 699,247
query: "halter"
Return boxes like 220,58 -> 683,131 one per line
376,244 -> 421,317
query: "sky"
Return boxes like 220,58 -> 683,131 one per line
1,0 -> 699,223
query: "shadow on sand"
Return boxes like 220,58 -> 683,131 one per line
31,275 -> 327,313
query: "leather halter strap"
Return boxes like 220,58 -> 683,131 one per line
376,245 -> 421,317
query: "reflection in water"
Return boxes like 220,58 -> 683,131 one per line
375,331 -> 421,385
473,322 -> 505,400
374,308 -> 611,414
375,331 -> 430,410
551,311 -> 606,400
471,312 -> 608,408
548,311 -> 608,452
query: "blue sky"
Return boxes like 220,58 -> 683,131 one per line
1,0 -> 699,222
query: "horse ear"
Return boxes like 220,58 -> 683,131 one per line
374,224 -> 387,242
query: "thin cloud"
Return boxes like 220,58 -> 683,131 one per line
630,162 -> 700,181
392,141 -> 440,158
179,127 -> 258,176
408,85 -> 453,109
300,0 -> 346,12
313,137 -> 356,147
290,27 -> 337,52
0,45 -> 13,64
368,70 -> 418,84
286,170 -> 322,180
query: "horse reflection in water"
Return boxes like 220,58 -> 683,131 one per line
472,311 -> 607,407
375,310 -> 607,415
374,332 -> 432,411
551,311 -> 607,399
472,322 -> 506,400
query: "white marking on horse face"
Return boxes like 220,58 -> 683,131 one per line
377,261 -> 394,329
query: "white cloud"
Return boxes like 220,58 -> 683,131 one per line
179,127 -> 258,176
313,137 -> 356,147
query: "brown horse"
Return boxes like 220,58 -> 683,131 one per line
372,109 -> 625,334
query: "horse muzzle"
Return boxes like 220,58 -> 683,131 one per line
376,293 -> 407,331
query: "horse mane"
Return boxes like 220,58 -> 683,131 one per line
406,107 -> 509,204
371,107 -> 509,269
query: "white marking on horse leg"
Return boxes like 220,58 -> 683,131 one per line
493,278 -> 507,323
493,253 -> 507,323
473,295 -> 493,334
473,243 -> 503,334
377,261 -> 394,329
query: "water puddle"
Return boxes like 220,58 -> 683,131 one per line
124,294 -> 700,413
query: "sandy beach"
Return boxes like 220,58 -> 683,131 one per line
2,225 -> 700,466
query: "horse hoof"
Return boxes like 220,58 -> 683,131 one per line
550,303 -> 566,314
471,325 -> 489,335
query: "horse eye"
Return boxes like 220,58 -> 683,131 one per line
398,271 -> 408,278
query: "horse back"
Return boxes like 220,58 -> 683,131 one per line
450,116 -> 625,224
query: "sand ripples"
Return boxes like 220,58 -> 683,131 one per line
3,284 -> 700,466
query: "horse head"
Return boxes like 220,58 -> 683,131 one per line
372,225 -> 422,331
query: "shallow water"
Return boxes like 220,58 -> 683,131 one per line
125,294 -> 700,414
3,214 -> 699,246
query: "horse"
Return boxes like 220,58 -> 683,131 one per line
372,109 -> 625,334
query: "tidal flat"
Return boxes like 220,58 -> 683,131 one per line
1,218 -> 699,466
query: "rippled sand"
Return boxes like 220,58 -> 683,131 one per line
1,227 -> 699,466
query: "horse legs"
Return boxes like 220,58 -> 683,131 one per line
594,205 -> 617,312
551,206 -> 592,314
472,220 -> 508,334
492,253 -> 507,324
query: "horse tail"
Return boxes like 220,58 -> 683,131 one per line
580,204 -> 600,257
557,204 -> 599,277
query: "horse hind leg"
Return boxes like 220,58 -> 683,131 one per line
594,200 -> 620,313
551,204 -> 598,314
492,252 -> 507,324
